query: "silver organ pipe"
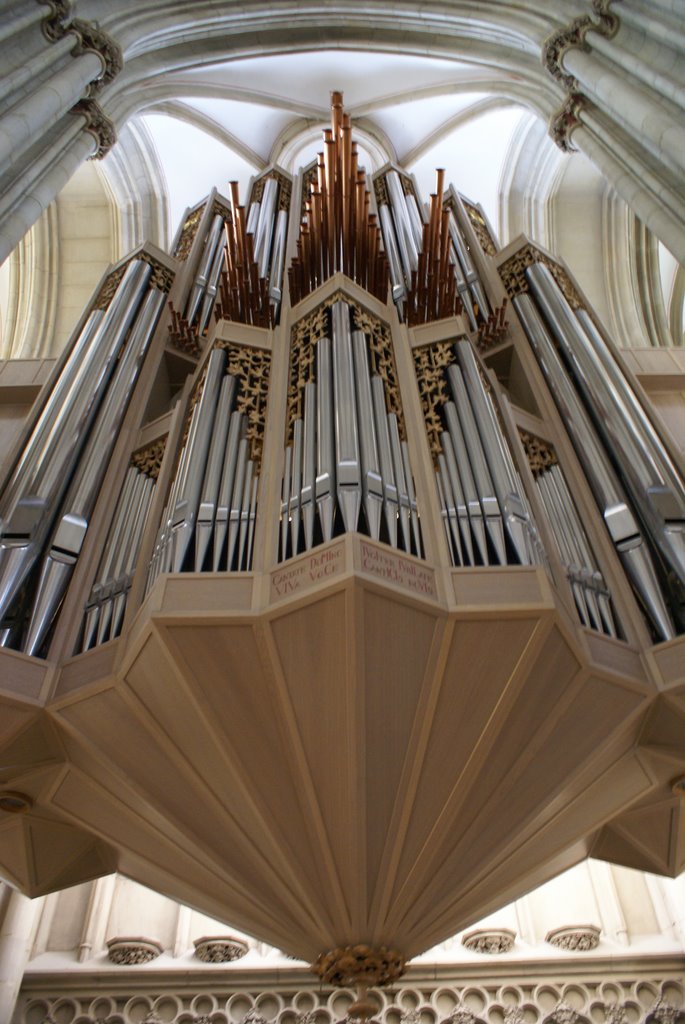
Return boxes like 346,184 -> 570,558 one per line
528,264 -> 685,601
514,291 -> 675,641
169,347 -> 227,573
332,300 -> 362,535
246,173 -> 290,317
213,410 -> 245,572
280,300 -> 423,561
527,263 -> 685,633
315,335 -> 335,544
82,465 -> 156,651
146,349 -> 260,588
22,285 -> 166,655
446,364 -> 506,564
352,329 -> 383,541
195,373 -> 237,571
446,206 -> 490,324
0,258 -> 153,647
184,213 -> 224,328
454,340 -> 533,565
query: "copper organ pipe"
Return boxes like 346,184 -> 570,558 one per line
289,94 -> 389,305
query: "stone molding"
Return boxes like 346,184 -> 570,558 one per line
70,99 -> 117,159
543,1 -> 621,152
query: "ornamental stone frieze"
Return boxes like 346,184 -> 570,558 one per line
17,974 -> 685,1024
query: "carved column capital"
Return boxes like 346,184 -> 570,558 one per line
69,18 -> 123,91
544,2 -> 621,152
70,98 -> 117,159
37,0 -> 72,42
543,16 -> 592,90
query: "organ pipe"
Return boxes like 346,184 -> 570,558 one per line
1,86 -> 682,670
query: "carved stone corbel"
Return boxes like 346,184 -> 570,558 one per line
549,93 -> 586,153
70,98 -> 117,159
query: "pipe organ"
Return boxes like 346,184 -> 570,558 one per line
1,93 -> 684,991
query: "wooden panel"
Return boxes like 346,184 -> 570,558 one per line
451,567 -> 551,607
393,616 -> 541,890
268,590 -> 358,934
161,620 -> 337,939
361,589 -> 443,909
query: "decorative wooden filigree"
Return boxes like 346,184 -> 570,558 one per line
94,254 -> 174,309
131,438 -> 167,480
498,244 -> 584,308
215,341 -> 271,471
251,169 -> 292,212
412,340 -> 460,464
287,293 -> 403,442
174,205 -> 205,260
461,198 -> 498,256
519,431 -> 558,478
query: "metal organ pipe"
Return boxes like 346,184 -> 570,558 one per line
22,285 -> 165,655
0,258 -> 152,639
514,291 -> 675,641
454,340 -> 533,565
280,301 -> 422,560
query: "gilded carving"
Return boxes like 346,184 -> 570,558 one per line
460,198 -> 498,256
94,254 -> 173,310
215,341 -> 271,471
287,294 -> 403,442
498,243 -> 583,309
131,438 -> 167,481
252,169 -> 292,213
519,431 -> 558,477
412,340 -> 456,464
174,205 -> 206,260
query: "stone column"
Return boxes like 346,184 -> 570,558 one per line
0,885 -> 43,1024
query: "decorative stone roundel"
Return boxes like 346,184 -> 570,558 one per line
462,928 -> 516,954
545,925 -> 601,951
106,936 -> 163,964
193,935 -> 249,962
